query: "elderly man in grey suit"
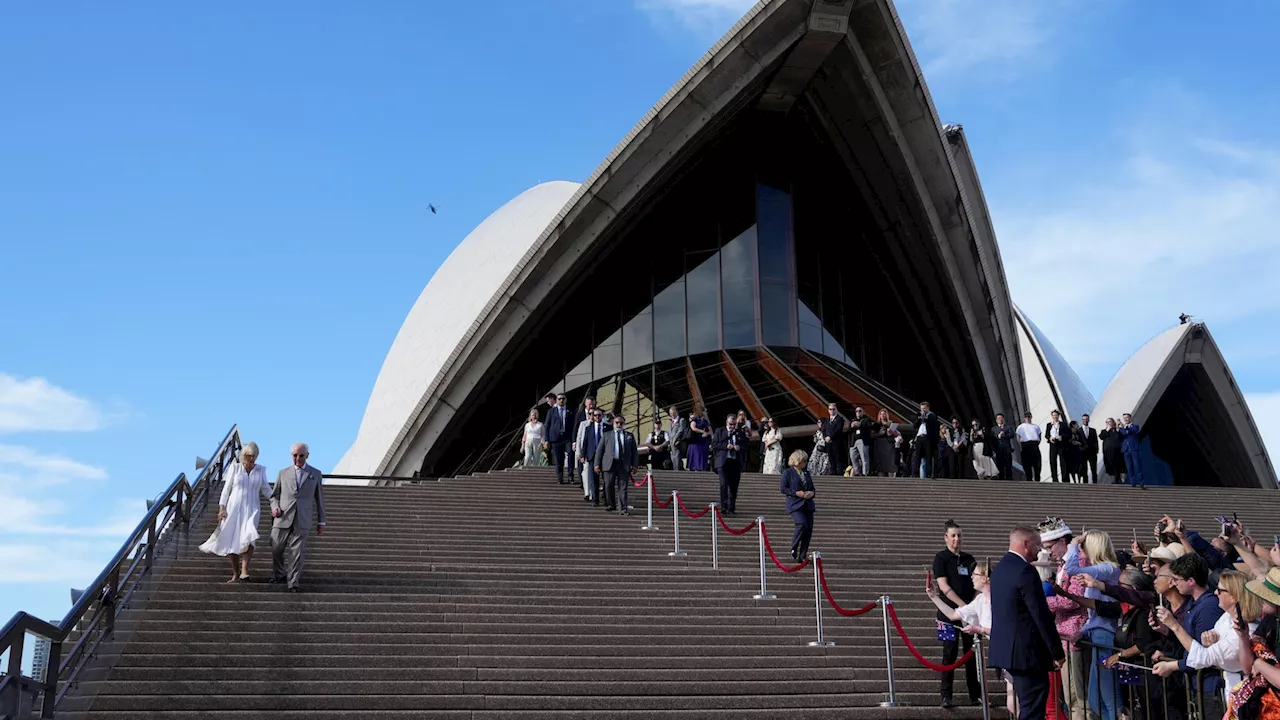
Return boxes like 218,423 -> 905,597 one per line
270,442 -> 326,592
595,414 -> 639,515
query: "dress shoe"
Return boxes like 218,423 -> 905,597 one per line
288,586 -> 301,593
940,697 -> 953,709
605,506 -> 616,512
619,510 -> 631,516
268,576 -> 285,585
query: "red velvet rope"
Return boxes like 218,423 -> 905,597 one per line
814,557 -> 878,617
886,603 -> 975,672
649,479 -> 671,509
713,506 -> 757,535
759,520 -> 809,572
675,492 -> 710,519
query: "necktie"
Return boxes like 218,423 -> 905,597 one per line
615,433 -> 621,457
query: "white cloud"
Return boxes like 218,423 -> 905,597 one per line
0,373 -> 103,433
0,541 -> 123,584
636,0 -> 755,36
999,127 -> 1280,368
894,0 -> 1056,79
1246,392 -> 1280,472
0,444 -> 108,486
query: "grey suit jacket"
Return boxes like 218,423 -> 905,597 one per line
596,429 -> 639,474
271,464 -> 326,533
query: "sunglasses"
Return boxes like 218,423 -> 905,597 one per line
292,453 -> 307,458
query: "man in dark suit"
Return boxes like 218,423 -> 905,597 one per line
1078,414 -> 1098,483
596,414 -> 639,514
992,413 -> 1014,480
989,526 -> 1064,720
711,414 -> 745,515
1045,410 -> 1069,483
821,403 -> 847,476
579,409 -> 606,506
543,393 -> 573,484
914,401 -> 941,478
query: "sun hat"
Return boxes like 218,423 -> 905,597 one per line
1147,545 -> 1182,563
1246,567 -> 1280,607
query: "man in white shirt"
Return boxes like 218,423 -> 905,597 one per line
1015,413 -> 1043,482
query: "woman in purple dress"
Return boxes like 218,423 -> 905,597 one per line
686,409 -> 712,471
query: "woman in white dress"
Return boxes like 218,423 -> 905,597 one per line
521,409 -> 545,467
761,418 -> 784,474
200,441 -> 272,582
970,421 -> 1000,479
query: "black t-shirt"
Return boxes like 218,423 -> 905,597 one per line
932,549 -> 976,623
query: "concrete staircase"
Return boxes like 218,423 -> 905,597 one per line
57,469 -> 1280,719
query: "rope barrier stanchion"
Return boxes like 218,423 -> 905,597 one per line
667,490 -> 687,557
807,551 -> 834,647
884,603 -> 975,671
752,517 -> 776,600
639,472 -> 658,531
879,595 -> 899,708
709,502 -> 719,570
975,633 -> 991,720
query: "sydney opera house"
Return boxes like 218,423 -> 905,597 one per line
334,0 -> 1275,489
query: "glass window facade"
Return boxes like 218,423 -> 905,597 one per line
720,226 -> 758,349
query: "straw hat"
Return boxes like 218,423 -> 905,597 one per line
1147,545 -> 1185,563
1246,567 -> 1280,607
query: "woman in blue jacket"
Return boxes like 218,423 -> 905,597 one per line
780,449 -> 817,562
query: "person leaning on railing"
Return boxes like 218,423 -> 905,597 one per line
1152,570 -> 1261,691
1226,568 -> 1280,720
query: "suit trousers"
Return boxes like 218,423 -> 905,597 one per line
851,440 -> 870,476
997,450 -> 1013,480
582,462 -> 600,502
550,441 -> 570,481
271,524 -> 308,589
827,443 -> 846,476
1124,451 -> 1143,486
940,632 -> 981,701
790,509 -> 813,559
919,440 -> 938,478
1008,669 -> 1050,720
1021,442 -> 1042,481
605,469 -> 629,511
949,448 -> 969,479
718,459 -> 741,513
1082,452 -> 1097,484
1048,443 -> 1064,482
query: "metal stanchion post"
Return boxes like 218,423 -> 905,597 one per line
668,490 -> 687,557
879,595 -> 899,707
710,502 -> 719,570
975,634 -> 991,720
752,517 -> 775,600
807,552 -> 834,647
640,472 -> 658,531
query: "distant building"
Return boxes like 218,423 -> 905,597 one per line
31,636 -> 52,682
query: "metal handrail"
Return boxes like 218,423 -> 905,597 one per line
0,424 -> 241,719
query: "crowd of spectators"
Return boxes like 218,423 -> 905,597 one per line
926,512 -> 1280,720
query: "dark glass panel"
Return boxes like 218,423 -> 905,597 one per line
690,352 -> 739,424
565,355 -> 592,391
720,225 -> 757,349
622,307 -> 654,371
594,329 -> 622,380
760,282 -> 791,346
685,257 -> 719,355
757,184 -> 792,283
652,359 -> 691,416
653,279 -> 686,362
798,300 -> 824,354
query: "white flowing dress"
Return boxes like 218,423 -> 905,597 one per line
199,463 -> 272,556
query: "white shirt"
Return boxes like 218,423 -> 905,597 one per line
916,423 -> 928,438
1049,422 -> 1061,441
1186,611 -> 1256,690
1016,423 -> 1042,442
955,591 -> 992,632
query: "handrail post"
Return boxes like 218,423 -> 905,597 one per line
104,565 -> 119,636
667,491 -> 687,557
879,595 -> 899,707
40,638 -> 61,718
752,517 -> 775,600
807,552 -> 834,647
709,502 -> 719,570
640,472 -> 658,531
974,633 -> 990,720
145,512 -> 157,571
2,630 -> 25,718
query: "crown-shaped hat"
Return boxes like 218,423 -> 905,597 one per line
1037,516 -> 1073,543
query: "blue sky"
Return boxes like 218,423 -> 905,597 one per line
2,0 -> 1278,640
